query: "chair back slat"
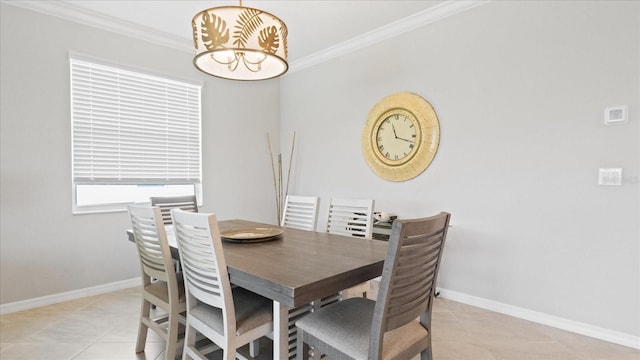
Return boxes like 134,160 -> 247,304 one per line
129,204 -> 176,284
370,212 -> 451,358
281,195 -> 319,231
150,195 -> 198,225
178,242 -> 224,294
171,209 -> 232,312
326,198 -> 374,239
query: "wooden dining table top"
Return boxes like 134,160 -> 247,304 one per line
128,219 -> 388,308
218,219 -> 388,308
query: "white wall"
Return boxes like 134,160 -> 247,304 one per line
280,1 -> 639,338
1,0 -> 638,345
0,4 -> 281,304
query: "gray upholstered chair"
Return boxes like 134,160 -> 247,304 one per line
171,209 -> 273,360
128,204 -> 187,359
295,212 -> 451,360
150,194 -> 198,225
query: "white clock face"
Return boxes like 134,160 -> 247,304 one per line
375,112 -> 417,163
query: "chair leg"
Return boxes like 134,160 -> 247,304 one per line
136,300 -> 151,353
223,349 -> 235,360
183,320 -> 197,360
421,347 -> 432,360
296,330 -> 306,360
223,338 -> 236,360
249,339 -> 260,357
165,310 -> 179,360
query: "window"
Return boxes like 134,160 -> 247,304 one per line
70,55 -> 202,214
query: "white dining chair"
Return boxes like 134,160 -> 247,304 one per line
326,197 -> 375,239
128,204 -> 186,359
150,195 -> 198,225
325,197 -> 375,299
296,212 -> 452,360
277,195 -> 322,358
281,195 -> 320,231
149,194 -> 198,275
171,209 -> 273,360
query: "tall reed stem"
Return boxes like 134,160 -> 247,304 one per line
267,132 -> 296,224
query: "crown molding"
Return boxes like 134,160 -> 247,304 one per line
2,0 -> 489,74
288,0 -> 490,73
2,0 -> 193,53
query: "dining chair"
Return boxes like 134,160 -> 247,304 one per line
150,194 -> 198,275
128,204 -> 187,360
325,197 -> 375,299
326,197 -> 375,239
296,212 -> 451,360
171,209 -> 274,360
150,194 -> 198,225
281,195 -> 320,231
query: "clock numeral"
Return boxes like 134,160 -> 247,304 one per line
394,114 -> 399,120
409,124 -> 414,128
377,136 -> 382,142
385,152 -> 390,158
394,155 -> 399,160
409,144 -> 414,149
378,144 -> 384,151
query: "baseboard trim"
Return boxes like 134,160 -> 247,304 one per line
3,281 -> 638,350
0,277 -> 141,315
438,288 -> 640,350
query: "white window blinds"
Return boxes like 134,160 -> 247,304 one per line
70,57 -> 201,185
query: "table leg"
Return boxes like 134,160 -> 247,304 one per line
273,301 -> 290,360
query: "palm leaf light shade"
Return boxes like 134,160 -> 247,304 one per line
192,2 -> 288,81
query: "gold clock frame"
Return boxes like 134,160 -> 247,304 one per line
362,92 -> 440,182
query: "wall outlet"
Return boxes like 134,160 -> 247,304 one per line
598,168 -> 623,186
604,106 -> 627,125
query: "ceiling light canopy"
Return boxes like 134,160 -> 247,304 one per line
192,1 -> 288,81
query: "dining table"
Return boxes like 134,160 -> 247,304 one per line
127,219 -> 388,360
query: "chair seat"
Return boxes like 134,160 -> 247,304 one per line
144,276 -> 186,304
296,298 -> 429,360
190,287 -> 273,336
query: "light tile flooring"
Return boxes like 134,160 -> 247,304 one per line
1,287 -> 638,360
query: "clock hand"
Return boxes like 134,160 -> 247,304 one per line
396,136 -> 414,144
392,124 -> 398,138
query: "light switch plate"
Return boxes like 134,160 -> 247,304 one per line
598,168 -> 623,186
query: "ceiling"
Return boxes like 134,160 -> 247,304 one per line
5,0 -> 485,70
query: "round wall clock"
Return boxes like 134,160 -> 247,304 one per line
361,92 -> 440,182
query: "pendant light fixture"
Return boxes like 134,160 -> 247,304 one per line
192,0 -> 288,81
